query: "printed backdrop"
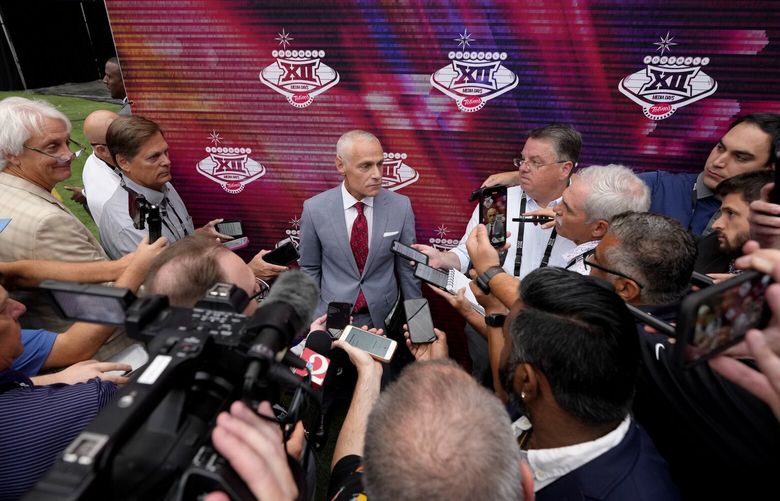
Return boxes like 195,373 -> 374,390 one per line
105,0 -> 780,254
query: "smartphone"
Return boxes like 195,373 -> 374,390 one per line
147,205 -> 162,242
413,263 -> 450,291
264,237 -> 300,266
215,220 -> 244,238
326,301 -> 352,337
40,280 -> 136,325
479,186 -> 508,248
676,270 -> 772,367
391,240 -> 429,265
404,298 -> 436,343
339,325 -> 398,363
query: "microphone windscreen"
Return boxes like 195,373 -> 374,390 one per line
262,270 -> 319,329
306,330 -> 333,357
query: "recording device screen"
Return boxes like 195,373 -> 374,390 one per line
340,325 -> 397,362
413,263 -> 449,290
677,270 -> 772,366
215,220 -> 244,238
43,282 -> 135,326
391,240 -> 429,264
479,186 -> 508,247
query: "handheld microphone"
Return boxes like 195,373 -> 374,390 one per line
242,271 -> 319,394
293,330 -> 333,388
243,270 -> 319,361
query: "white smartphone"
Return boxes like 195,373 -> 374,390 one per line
339,325 -> 397,363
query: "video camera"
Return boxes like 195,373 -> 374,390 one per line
26,271 -> 320,501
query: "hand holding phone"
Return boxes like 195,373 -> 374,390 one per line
404,298 -> 436,343
263,237 -> 300,266
339,325 -> 397,363
676,270 -> 772,366
392,240 -> 429,264
479,186 -> 508,248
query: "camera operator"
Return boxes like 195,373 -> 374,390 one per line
0,285 -> 131,499
587,211 -> 780,500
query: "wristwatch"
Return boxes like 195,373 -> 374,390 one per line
475,266 -> 506,295
485,313 -> 507,327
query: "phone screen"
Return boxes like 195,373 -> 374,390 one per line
414,263 -> 449,290
327,302 -> 352,335
404,298 -> 436,343
392,240 -> 429,265
341,326 -> 396,361
264,239 -> 299,266
480,186 -> 508,248
215,220 -> 244,237
678,270 -> 772,366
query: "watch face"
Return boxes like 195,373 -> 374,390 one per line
485,314 -> 506,327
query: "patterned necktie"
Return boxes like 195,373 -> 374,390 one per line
350,202 -> 368,312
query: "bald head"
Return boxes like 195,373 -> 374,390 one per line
84,110 -> 119,145
83,110 -> 119,165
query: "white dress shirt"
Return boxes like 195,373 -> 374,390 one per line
82,153 -> 120,224
341,182 -> 375,250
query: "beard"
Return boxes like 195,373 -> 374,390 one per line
718,230 -> 750,257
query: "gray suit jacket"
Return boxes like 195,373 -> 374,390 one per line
299,186 -> 421,329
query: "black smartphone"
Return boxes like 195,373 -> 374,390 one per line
404,298 -> 436,343
326,301 -> 352,337
40,280 -> 136,326
413,263 -> 450,291
147,204 -> 162,242
676,270 -> 772,367
479,185 -> 508,248
215,220 -> 244,238
391,240 -> 429,265
264,237 -> 300,266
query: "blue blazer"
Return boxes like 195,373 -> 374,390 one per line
299,186 -> 421,328
536,419 -> 680,501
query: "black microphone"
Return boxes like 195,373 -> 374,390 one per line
512,215 -> 554,224
243,270 -> 319,363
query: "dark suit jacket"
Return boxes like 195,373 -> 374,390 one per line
536,419 -> 680,501
299,186 -> 421,328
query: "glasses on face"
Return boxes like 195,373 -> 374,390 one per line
584,256 -> 645,289
513,155 -> 566,170
23,138 -> 86,165
249,277 -> 271,303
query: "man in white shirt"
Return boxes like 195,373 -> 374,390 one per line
81,110 -> 120,224
414,123 -> 581,384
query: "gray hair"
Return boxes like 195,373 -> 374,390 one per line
363,359 -> 524,500
576,164 -> 650,223
605,211 -> 696,305
336,130 -> 380,162
0,97 -> 71,171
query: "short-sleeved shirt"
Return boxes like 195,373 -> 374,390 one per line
328,454 -> 367,500
12,329 -> 58,376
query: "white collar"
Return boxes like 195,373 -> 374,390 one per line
523,415 -> 631,491
341,182 -> 375,210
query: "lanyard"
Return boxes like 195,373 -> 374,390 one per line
513,193 -> 558,276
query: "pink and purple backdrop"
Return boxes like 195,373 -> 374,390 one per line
105,0 -> 780,358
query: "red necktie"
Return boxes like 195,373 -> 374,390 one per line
350,202 -> 368,312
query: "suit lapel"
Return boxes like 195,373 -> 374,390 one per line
327,187 -> 361,276
364,190 -> 389,274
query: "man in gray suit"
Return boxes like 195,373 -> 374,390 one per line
299,130 -> 421,330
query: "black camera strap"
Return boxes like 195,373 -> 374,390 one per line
513,193 -> 558,276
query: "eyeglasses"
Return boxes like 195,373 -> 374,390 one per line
513,156 -> 567,170
249,277 -> 271,303
584,256 -> 645,289
23,138 -> 86,165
